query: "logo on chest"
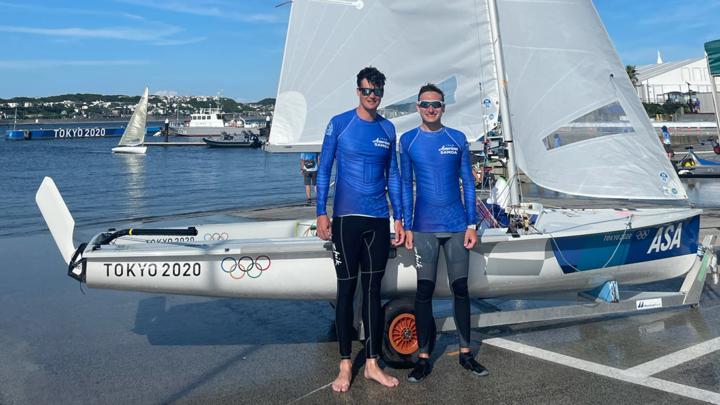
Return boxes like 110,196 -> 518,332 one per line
439,144 -> 459,155
373,138 -> 390,149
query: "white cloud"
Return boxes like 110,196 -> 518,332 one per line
153,37 -> 207,46
0,24 -> 201,46
154,90 -> 178,97
0,60 -> 151,69
110,0 -> 282,23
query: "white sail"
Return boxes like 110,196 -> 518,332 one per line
267,0 -> 498,152
497,0 -> 685,200
117,87 -> 149,147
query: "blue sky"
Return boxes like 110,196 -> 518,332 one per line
0,0 -> 718,101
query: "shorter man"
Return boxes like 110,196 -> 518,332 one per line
400,84 -> 487,383
301,152 -> 319,204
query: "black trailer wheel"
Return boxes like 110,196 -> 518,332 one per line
714,145 -> 720,154
381,297 -> 435,369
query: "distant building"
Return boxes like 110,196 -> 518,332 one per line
634,56 -> 716,112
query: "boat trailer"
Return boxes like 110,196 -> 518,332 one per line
378,235 -> 718,368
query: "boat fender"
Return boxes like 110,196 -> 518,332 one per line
23,130 -> 31,140
67,242 -> 88,282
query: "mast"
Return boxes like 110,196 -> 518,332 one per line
487,0 -> 520,206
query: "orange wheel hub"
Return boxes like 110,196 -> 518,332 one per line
389,313 -> 418,355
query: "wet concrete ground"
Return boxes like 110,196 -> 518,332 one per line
2,200 -> 720,404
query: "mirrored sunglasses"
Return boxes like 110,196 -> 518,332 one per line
417,100 -> 444,109
359,87 -> 384,97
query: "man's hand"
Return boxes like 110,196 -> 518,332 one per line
393,220 -> 405,246
404,230 -> 413,250
317,215 -> 332,240
464,227 -> 478,249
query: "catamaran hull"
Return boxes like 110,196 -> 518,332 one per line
76,211 -> 701,301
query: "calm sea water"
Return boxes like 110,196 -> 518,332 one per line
0,135 -> 303,237
3,127 -> 720,238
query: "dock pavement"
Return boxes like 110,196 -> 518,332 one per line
1,196 -> 719,404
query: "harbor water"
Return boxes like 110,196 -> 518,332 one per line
3,135 -> 720,238
0,136 -> 301,237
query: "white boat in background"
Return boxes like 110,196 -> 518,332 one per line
169,94 -> 260,137
169,108 -> 260,137
36,0 -> 719,367
112,87 -> 149,154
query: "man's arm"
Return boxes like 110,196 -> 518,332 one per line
316,123 -> 337,240
386,127 -> 404,246
399,136 -> 415,249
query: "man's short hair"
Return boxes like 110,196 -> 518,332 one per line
418,83 -> 444,101
357,67 -> 386,89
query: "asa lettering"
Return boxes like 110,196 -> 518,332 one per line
646,224 -> 682,254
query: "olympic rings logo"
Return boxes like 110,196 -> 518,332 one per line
205,232 -> 229,241
635,230 -> 651,240
221,255 -> 271,279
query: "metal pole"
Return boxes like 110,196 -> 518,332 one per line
707,53 -> 720,141
13,107 -> 17,130
487,0 -> 520,206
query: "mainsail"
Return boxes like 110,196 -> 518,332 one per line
268,0 -> 498,152
497,0 -> 685,200
117,87 -> 149,147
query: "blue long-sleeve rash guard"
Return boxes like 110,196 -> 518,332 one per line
400,126 -> 477,232
316,109 -> 402,221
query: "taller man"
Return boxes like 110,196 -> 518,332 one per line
316,67 -> 405,392
400,84 -> 488,383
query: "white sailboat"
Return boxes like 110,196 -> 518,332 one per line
36,0 -> 718,366
112,87 -> 149,154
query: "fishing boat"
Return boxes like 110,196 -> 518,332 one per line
112,87 -> 149,154
202,131 -> 262,148
37,0 -> 718,367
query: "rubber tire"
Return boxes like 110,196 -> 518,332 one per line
381,297 -> 436,369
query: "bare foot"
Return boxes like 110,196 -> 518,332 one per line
364,358 -> 399,388
332,360 -> 352,392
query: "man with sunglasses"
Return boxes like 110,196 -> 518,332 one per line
400,84 -> 487,383
316,66 -> 405,392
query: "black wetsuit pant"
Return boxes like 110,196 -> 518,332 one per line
413,231 -> 471,355
332,216 -> 390,360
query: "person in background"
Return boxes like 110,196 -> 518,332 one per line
315,66 -> 405,392
695,98 -> 701,113
554,133 -> 563,148
662,125 -> 673,158
301,152 -> 319,204
400,83 -> 487,383
469,152 -> 484,188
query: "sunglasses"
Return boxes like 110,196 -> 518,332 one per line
417,100 -> 444,109
359,87 -> 384,97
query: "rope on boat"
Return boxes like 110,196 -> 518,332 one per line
543,214 -> 635,273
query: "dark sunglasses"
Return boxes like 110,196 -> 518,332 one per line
359,87 -> 384,97
417,100 -> 444,109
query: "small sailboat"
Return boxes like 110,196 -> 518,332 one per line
112,87 -> 149,154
